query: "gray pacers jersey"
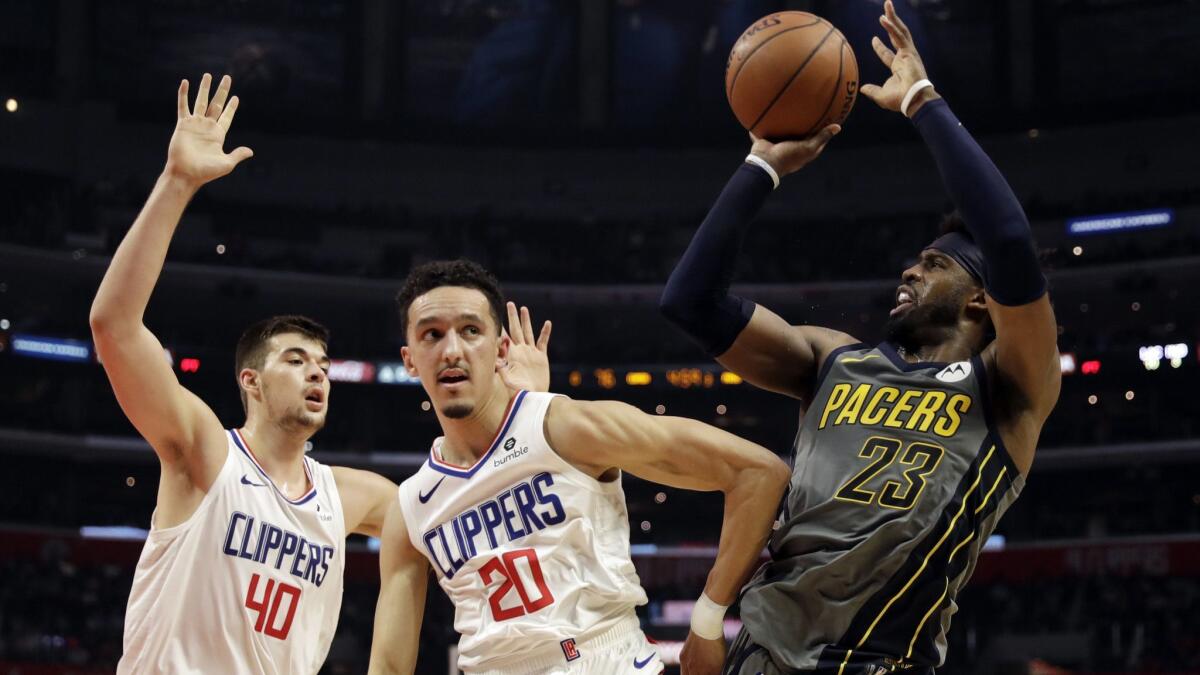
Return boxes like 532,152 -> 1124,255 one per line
739,341 -> 1024,673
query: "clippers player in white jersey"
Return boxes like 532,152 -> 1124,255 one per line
368,260 -> 793,675
90,75 -> 552,674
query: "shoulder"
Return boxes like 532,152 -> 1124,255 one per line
545,396 -> 639,436
332,466 -> 397,504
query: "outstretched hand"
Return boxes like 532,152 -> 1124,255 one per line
165,73 -> 254,188
748,123 -> 840,179
498,302 -> 552,393
859,0 -> 937,116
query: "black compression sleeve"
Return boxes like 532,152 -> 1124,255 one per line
912,99 -> 1046,306
660,163 -> 773,356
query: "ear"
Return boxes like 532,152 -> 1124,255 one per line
494,332 -> 511,372
239,368 -> 261,401
965,286 -> 988,319
401,345 -> 417,377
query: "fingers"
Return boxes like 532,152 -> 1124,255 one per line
207,75 -> 232,119
177,79 -> 189,119
871,35 -> 895,68
192,73 -> 212,117
505,302 -> 523,345
816,123 -> 841,141
217,95 -> 240,130
879,15 -> 905,51
535,320 -> 552,351
803,125 -> 840,160
880,1 -> 912,51
519,306 -> 536,345
884,0 -> 913,41
228,146 -> 254,166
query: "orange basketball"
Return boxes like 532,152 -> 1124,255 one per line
725,12 -> 858,140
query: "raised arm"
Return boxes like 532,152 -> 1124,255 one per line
89,74 -> 254,501
544,397 -> 791,672
861,1 -> 1060,472
332,467 -> 398,538
659,130 -> 857,401
368,498 -> 430,675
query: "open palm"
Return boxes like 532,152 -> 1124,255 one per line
499,302 -> 552,393
166,73 -> 253,187
859,0 -> 932,114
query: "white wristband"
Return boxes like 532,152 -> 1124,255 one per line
689,592 -> 729,641
900,78 -> 934,118
743,153 -> 780,189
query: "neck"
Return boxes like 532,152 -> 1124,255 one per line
895,325 -> 981,364
239,415 -> 313,498
436,385 -> 515,466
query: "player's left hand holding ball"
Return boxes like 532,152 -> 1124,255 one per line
166,73 -> 254,188
680,630 -> 727,675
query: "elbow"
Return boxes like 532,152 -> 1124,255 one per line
737,452 -> 791,495
88,305 -> 112,340
658,282 -> 688,324
659,285 -> 710,335
764,455 -> 792,491
89,300 -> 138,344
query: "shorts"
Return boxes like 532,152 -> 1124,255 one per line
469,617 -> 664,675
723,626 -> 934,675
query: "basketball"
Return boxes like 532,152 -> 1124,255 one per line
725,12 -> 858,140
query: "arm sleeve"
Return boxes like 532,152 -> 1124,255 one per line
912,99 -> 1047,306
659,163 -> 774,356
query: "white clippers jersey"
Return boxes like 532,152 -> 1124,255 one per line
398,391 -> 648,672
118,429 -> 345,675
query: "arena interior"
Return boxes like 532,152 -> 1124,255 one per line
1,1 -> 1199,673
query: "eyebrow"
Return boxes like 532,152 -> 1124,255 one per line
414,312 -> 487,328
282,347 -> 331,367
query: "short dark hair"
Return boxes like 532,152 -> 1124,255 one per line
234,315 -> 330,411
395,259 -> 505,339
938,210 -> 973,240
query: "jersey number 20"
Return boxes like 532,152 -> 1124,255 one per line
835,436 -> 945,510
479,548 -> 554,621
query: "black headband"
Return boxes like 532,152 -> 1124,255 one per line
926,231 -> 987,287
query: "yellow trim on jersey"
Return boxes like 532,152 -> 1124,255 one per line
841,354 -> 881,363
975,468 -> 1008,515
835,445 -> 997,675
904,466 -> 1010,659
906,579 -> 949,658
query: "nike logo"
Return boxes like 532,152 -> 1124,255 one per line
633,652 -> 655,669
418,477 -> 446,503
240,474 -> 266,487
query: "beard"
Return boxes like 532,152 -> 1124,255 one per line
884,297 -> 963,352
442,402 -> 475,419
279,407 -> 325,432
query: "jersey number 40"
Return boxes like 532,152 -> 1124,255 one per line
479,548 -> 555,621
244,573 -> 302,640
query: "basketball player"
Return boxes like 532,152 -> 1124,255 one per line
90,75 -> 551,673
660,3 -> 1061,674
366,259 -> 792,674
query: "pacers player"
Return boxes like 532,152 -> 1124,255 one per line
91,75 -> 550,673
367,260 -> 792,674
660,3 -> 1060,674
